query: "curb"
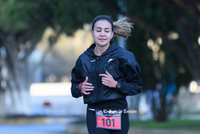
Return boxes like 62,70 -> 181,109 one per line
0,117 -> 44,124
0,117 -> 70,124
66,125 -> 88,134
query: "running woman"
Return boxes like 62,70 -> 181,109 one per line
71,15 -> 143,134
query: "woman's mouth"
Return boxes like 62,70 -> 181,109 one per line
99,38 -> 106,41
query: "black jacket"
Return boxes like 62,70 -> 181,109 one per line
71,42 -> 143,104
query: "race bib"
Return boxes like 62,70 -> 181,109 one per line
96,109 -> 121,130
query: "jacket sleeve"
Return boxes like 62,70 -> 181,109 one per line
116,54 -> 143,96
71,59 -> 84,98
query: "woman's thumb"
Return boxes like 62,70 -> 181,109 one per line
84,76 -> 88,82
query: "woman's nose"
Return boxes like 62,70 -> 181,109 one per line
100,31 -> 105,36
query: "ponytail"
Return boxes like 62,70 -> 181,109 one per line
113,16 -> 133,39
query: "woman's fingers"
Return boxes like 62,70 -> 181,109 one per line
99,72 -> 117,88
81,81 -> 94,95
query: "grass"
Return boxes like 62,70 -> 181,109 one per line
130,119 -> 200,131
73,119 -> 200,131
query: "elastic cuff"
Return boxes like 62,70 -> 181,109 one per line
79,82 -> 83,90
79,82 -> 84,96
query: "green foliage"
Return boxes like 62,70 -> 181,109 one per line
0,0 -> 111,34
125,0 -> 198,90
1,0 -> 198,93
127,28 -> 157,89
0,1 -> 198,90
130,119 -> 200,131
0,0 -> 29,32
0,0 -> 199,121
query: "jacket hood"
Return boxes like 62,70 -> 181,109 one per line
84,42 -> 120,57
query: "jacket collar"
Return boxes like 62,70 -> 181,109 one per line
84,42 -> 120,57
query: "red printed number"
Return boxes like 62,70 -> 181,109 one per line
97,116 -> 121,129
102,118 -> 114,127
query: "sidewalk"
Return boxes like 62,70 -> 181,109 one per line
0,116 -> 77,124
66,124 -> 200,134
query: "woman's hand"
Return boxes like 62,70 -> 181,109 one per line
99,71 -> 117,88
81,76 -> 94,95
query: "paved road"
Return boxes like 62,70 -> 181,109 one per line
0,117 -> 81,134
0,123 -> 78,134
0,124 -> 67,134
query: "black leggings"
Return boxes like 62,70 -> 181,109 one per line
86,107 -> 130,134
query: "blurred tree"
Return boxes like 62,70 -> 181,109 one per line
0,0 -> 112,114
97,0 -> 200,121
1,0 -> 200,120
99,0 -> 200,90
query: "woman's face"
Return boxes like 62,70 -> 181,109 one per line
91,20 -> 114,48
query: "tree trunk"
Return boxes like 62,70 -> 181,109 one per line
0,89 -> 6,117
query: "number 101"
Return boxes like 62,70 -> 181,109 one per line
102,118 -> 115,127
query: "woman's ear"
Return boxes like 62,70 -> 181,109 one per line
91,30 -> 94,37
111,31 -> 114,39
